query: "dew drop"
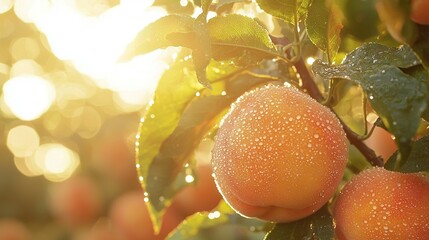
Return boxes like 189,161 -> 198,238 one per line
185,174 -> 195,183
208,211 -> 221,219
314,134 -> 319,139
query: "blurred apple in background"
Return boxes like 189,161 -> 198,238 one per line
363,124 -> 397,162
171,163 -> 222,217
0,218 -> 31,240
73,218 -> 120,240
48,175 -> 103,228
109,190 -> 183,240
90,116 -> 141,191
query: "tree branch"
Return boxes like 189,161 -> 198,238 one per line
294,58 -> 384,167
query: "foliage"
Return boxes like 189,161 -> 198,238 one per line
129,0 -> 429,239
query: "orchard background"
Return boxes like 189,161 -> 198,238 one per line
0,0 -> 429,239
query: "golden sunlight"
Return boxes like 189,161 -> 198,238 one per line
12,0 -> 170,109
3,75 -> 56,121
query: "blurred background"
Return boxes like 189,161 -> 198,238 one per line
0,0 -> 186,239
1,0 -> 418,239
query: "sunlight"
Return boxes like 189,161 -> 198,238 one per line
3,75 -> 56,121
306,57 -> 316,65
0,0 -> 13,14
13,0 -> 169,107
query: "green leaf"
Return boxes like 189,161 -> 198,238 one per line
256,0 -> 311,24
306,0 -> 343,62
121,15 -> 195,60
264,205 -> 334,240
332,79 -> 365,135
136,56 -> 201,232
199,0 -> 213,17
146,95 -> 233,210
207,14 -> 279,64
312,43 -> 429,161
167,201 -> 268,240
191,0 -> 214,89
385,135 -> 429,173
124,14 -> 278,86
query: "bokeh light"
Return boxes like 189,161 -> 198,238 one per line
0,0 -> 214,238
10,37 -> 40,61
7,125 -> 40,158
0,0 -> 13,14
34,143 -> 80,182
2,75 -> 56,121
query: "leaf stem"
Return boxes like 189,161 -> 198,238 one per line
294,58 -> 384,167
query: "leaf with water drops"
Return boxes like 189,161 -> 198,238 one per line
385,135 -> 429,173
146,95 -> 232,208
136,55 -> 201,231
312,43 -> 429,161
255,0 -> 311,24
167,201 -> 268,240
264,205 -> 334,240
306,0 -> 343,62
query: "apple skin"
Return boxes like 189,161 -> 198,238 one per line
334,167 -> 429,240
212,85 -> 349,222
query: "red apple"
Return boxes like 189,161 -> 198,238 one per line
109,190 -> 183,240
171,164 -> 222,217
49,175 -> 103,228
